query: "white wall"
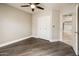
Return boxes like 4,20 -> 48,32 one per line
0,4 -> 32,45
52,10 -> 60,41
32,8 -> 60,42
60,4 -> 78,55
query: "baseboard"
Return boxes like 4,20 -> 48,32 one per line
31,35 -> 50,42
49,39 -> 59,42
0,35 -> 59,48
0,36 -> 32,48
31,35 -> 59,42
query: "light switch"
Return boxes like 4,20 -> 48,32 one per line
52,25 -> 55,28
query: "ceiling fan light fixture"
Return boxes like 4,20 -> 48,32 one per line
21,3 -> 44,12
30,4 -> 35,8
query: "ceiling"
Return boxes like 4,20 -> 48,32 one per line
7,3 -> 75,14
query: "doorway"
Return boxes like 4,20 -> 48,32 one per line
62,14 -> 73,46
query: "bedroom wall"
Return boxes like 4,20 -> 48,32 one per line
0,4 -> 32,45
52,10 -> 60,41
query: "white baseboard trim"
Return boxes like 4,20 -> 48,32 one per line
0,35 -> 59,48
31,35 -> 50,42
49,39 -> 59,42
0,36 -> 32,48
31,35 -> 59,42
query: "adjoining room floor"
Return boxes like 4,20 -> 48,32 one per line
0,37 -> 76,56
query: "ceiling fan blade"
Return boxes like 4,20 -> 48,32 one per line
32,9 -> 34,11
21,5 -> 30,7
36,6 -> 44,10
34,3 -> 40,5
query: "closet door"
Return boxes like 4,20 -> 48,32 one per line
37,15 -> 51,40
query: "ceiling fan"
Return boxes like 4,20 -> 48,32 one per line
21,3 -> 44,12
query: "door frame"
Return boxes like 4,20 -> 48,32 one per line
60,4 -> 78,55
75,4 -> 78,55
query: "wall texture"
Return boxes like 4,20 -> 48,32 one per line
0,4 -> 32,45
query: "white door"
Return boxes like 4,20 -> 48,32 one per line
37,15 -> 51,40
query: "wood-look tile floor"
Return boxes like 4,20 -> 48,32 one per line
0,37 -> 76,56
